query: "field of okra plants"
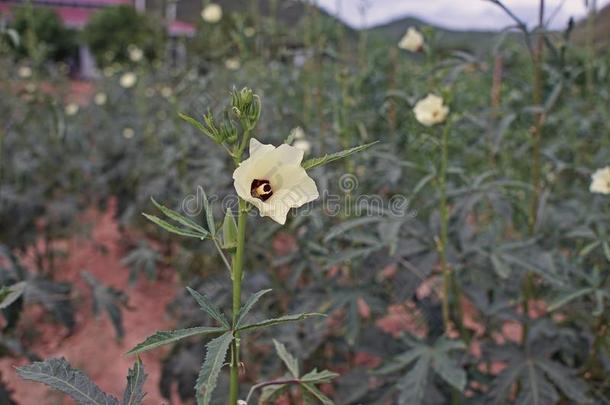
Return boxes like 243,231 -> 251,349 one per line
0,0 -> 609,404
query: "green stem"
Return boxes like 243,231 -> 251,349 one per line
0,126 -> 4,192
585,0 -> 597,97
229,197 -> 248,405
438,122 -> 451,333
583,312 -> 607,377
524,0 -> 545,345
212,237 -> 233,274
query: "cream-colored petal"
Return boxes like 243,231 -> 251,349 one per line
252,165 -> 318,224
439,106 -> 450,121
233,138 -> 277,198
429,94 -> 443,106
590,166 -> 610,194
232,164 -> 253,200
249,138 -> 275,158
398,27 -> 424,52
254,199 -> 289,224
242,145 -> 302,181
271,178 -> 318,209
274,144 -> 304,165
269,165 -> 319,207
413,94 -> 448,126
233,139 -> 319,224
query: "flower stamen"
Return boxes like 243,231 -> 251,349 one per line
251,179 -> 273,201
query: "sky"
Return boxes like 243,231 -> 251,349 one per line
315,0 -> 610,30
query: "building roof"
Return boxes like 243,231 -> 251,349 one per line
0,0 -> 196,36
168,20 -> 195,37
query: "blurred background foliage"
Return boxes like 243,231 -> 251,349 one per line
0,0 -> 609,404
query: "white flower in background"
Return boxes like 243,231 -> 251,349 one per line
65,103 -> 79,116
291,126 -> 305,140
160,86 -> 173,98
25,83 -> 37,93
94,92 -> 107,106
120,72 -> 137,88
237,401 -> 247,405
201,3 -> 222,23
187,69 -> 198,81
103,66 -> 115,78
590,166 -> 610,195
225,57 -> 241,71
18,66 -> 32,79
293,140 -> 311,154
122,127 -> 135,139
244,27 -> 256,37
290,127 -> 310,152
233,138 -> 319,225
128,45 -> 144,62
58,63 -> 70,75
398,27 -> 424,52
413,94 -> 449,126
356,165 -> 366,177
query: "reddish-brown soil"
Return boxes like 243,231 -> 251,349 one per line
0,202 -> 180,404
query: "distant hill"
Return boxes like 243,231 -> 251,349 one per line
571,3 -> 610,50
366,16 -> 501,54
173,0 -> 352,33
155,0 -> 508,53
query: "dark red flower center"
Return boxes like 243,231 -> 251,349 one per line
251,179 -> 273,201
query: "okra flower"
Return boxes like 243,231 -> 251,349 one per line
233,138 -> 319,224
293,140 -> 311,154
201,3 -> 222,23
18,66 -> 32,79
399,27 -> 424,52
291,127 -> 311,153
65,103 -> 79,116
120,72 -> 137,88
94,92 -> 107,106
225,57 -> 241,70
122,127 -> 135,138
590,166 -> 610,195
413,94 -> 449,127
128,45 -> 143,62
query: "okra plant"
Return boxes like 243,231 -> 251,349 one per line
16,87 -> 375,405
138,88 -> 374,404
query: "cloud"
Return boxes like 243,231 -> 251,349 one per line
316,0 -> 609,30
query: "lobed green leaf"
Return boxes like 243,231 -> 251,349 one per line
301,383 -> 334,405
179,112 -> 218,143
302,141 -> 379,170
300,369 -> 339,384
142,214 -> 208,239
187,287 -> 231,329
397,355 -> 430,405
235,289 -> 272,329
201,189 -> 216,236
273,339 -> 299,378
195,332 -> 233,405
238,313 -> 325,333
150,198 -> 209,234
126,326 -> 226,355
16,358 -> 119,405
122,358 -> 147,405
548,288 -> 593,312
0,281 -> 26,309
431,352 -> 467,392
